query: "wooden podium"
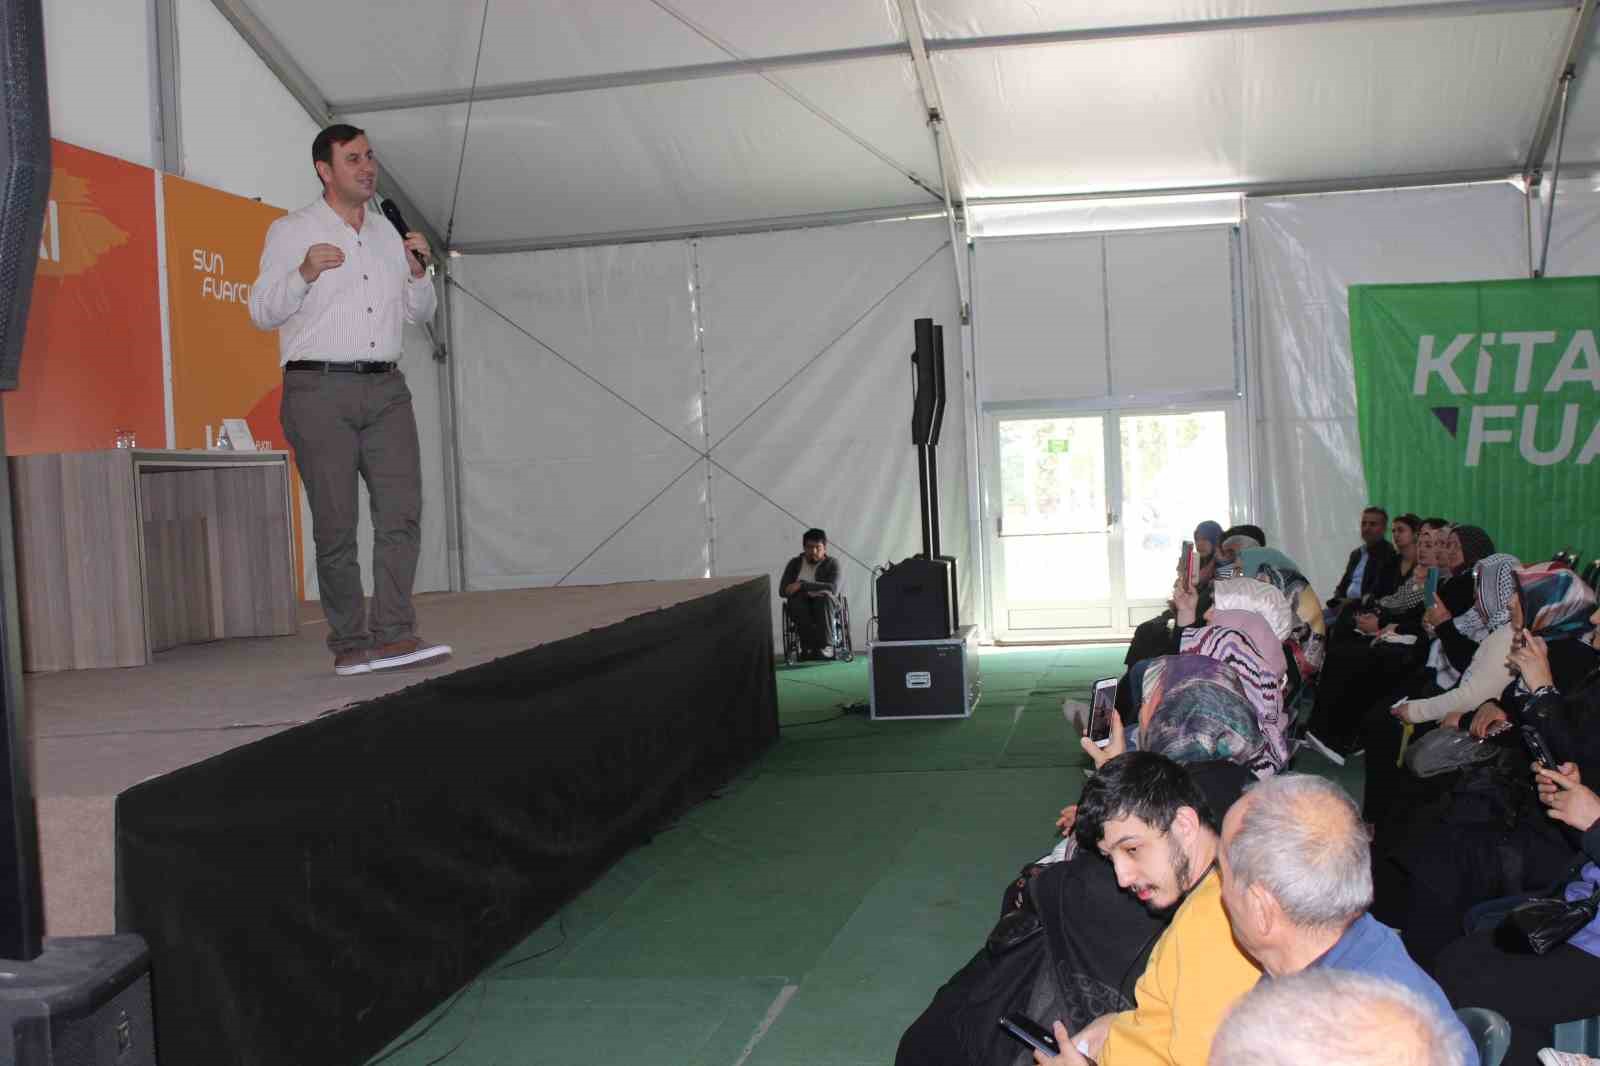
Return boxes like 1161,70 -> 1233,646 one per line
9,448 -> 298,671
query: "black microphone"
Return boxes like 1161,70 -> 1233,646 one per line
379,198 -> 427,269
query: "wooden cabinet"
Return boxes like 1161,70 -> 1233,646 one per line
9,449 -> 297,671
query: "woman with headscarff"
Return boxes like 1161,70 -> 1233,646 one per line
1360,552 -> 1523,830
1372,566 -> 1599,970
1114,520 -> 1226,719
1237,546 -> 1326,682
1422,524 -> 1498,681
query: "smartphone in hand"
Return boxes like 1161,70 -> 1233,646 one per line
1179,540 -> 1195,592
998,1014 -> 1060,1056
1521,723 -> 1558,769
1088,677 -> 1118,748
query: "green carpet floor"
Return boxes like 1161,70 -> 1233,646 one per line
368,645 -> 1358,1066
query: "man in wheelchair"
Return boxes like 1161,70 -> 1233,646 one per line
780,528 -> 841,660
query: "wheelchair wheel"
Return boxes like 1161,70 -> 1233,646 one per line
836,600 -> 854,663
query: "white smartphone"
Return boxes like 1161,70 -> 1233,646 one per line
1088,677 -> 1118,748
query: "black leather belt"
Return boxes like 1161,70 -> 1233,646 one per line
284,360 -> 396,374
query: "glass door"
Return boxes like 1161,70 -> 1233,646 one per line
991,414 -> 1116,637
987,406 -> 1236,641
1118,410 -> 1234,628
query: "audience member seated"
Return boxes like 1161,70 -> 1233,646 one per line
1123,521 -> 1224,670
1373,577 -> 1599,969
1236,547 -> 1326,684
1032,752 -> 1262,1066
1326,505 -> 1403,624
1208,970 -> 1468,1066
1118,521 -> 1228,721
893,700 -> 1256,1066
1433,759 -> 1600,1066
1305,515 -> 1443,760
1217,775 -> 1476,1064
1161,577 -> 1294,776
778,527 -> 840,659
1424,525 -> 1499,685
1360,552 -> 1523,831
1213,526 -> 1266,578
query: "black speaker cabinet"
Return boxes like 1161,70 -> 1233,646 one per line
0,0 -> 52,390
876,557 -> 953,642
0,936 -> 154,1066
870,626 -> 979,720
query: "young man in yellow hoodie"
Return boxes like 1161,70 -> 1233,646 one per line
1034,752 -> 1261,1066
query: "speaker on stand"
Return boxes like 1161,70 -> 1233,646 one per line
0,3 -> 156,1063
871,318 -> 978,719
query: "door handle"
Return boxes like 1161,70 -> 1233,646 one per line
1107,511 -> 1118,528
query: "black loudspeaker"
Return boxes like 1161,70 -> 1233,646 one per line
910,317 -> 936,445
0,936 -> 155,1066
927,324 -> 947,446
0,0 -> 51,391
877,557 -> 954,642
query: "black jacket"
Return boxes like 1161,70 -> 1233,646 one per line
779,554 -> 840,597
1333,540 -> 1402,602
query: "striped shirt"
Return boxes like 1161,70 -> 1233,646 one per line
249,196 -> 436,364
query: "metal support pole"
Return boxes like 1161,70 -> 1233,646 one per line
1536,72 -> 1574,278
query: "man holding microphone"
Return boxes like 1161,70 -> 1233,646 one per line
250,124 -> 450,677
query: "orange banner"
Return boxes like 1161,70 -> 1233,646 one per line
162,174 -> 306,596
3,142 -> 164,455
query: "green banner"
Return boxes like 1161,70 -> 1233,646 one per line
1349,276 -> 1600,562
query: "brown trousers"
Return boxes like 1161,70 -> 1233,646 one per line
281,368 -> 422,653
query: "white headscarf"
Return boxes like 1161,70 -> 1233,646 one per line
1211,576 -> 1294,641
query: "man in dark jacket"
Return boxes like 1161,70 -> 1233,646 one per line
779,528 -> 841,658
1329,506 -> 1401,609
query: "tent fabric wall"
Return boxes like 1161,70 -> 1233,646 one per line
42,0 -> 154,168
449,218 -> 969,644
1245,183 -> 1530,596
175,0 -> 323,212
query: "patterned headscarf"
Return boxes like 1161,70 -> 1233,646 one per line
1455,553 -> 1520,642
1181,609 -> 1289,775
1139,654 -> 1266,770
1517,568 -> 1598,641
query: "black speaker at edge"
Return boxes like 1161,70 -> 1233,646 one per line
0,0 -> 51,391
0,4 -> 155,1066
0,937 -> 156,1066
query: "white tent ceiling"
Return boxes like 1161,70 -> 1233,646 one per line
213,0 -> 1598,250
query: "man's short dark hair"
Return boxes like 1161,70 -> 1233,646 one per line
1363,506 -> 1389,521
312,123 -> 367,182
803,528 -> 826,546
1222,523 -> 1267,547
1422,516 -> 1450,530
1074,751 -> 1218,852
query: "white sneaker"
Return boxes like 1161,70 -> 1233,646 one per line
1538,1051 -> 1599,1066
820,646 -> 835,659
369,637 -> 453,672
1304,731 -> 1347,767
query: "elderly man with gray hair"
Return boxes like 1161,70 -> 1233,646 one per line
1209,970 -> 1466,1066
1216,774 -> 1477,1066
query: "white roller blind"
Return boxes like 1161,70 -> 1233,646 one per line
1106,228 -> 1236,396
974,236 -> 1107,404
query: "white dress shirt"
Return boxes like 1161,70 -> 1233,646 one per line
249,196 -> 437,364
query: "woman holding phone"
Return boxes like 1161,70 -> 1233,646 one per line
1372,570 -> 1598,969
